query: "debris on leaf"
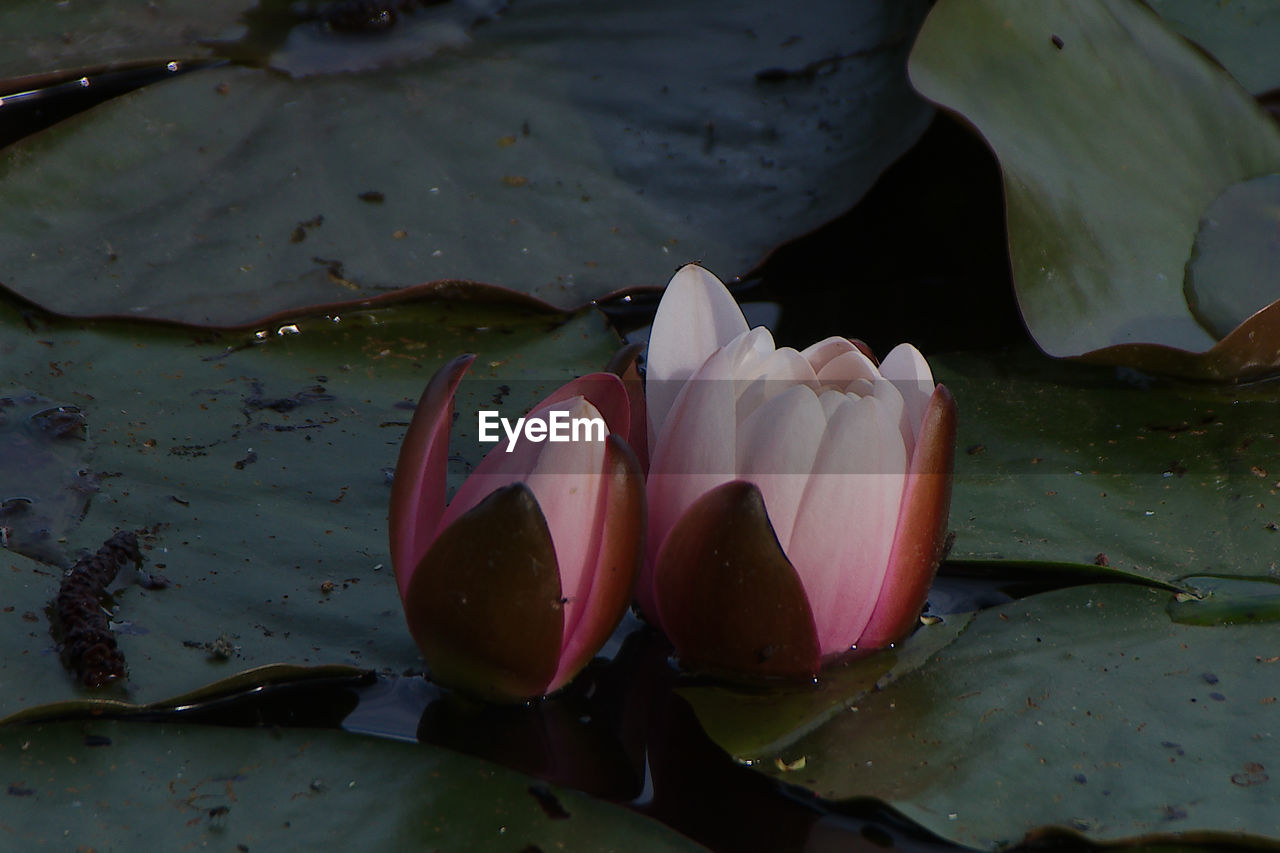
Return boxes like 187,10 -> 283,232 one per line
50,530 -> 142,687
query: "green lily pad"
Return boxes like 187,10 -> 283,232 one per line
677,612 -> 972,761
0,720 -> 699,850
0,664 -> 368,725
1147,0 -> 1280,95
936,348 -> 1280,587
908,0 -> 1280,371
1185,174 -> 1280,339
0,294 -> 621,719
0,0 -> 932,324
0,1 -> 242,80
0,390 -> 96,566
1167,575 -> 1280,627
751,584 -> 1280,848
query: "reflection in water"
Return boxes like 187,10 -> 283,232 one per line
350,622 -> 962,853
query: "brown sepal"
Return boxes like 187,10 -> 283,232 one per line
404,483 -> 563,703
653,480 -> 820,680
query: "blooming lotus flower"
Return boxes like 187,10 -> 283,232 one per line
641,265 -> 957,679
389,355 -> 645,702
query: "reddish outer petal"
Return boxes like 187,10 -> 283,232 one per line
858,384 -> 958,650
442,371 -> 629,528
606,342 -> 649,472
849,338 -> 878,366
535,371 -> 630,441
388,353 -> 474,601
403,483 -> 563,703
547,435 -> 645,693
654,480 -> 821,680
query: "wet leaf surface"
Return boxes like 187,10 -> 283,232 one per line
1147,0 -> 1280,95
1184,175 -> 1280,339
0,719 -> 700,850
749,584 -> 1280,848
0,293 -> 620,717
0,390 -> 96,566
909,0 -> 1280,375
936,348 -> 1280,587
0,1 -> 243,79
677,613 -> 971,761
1167,575 -> 1280,627
0,0 -> 932,324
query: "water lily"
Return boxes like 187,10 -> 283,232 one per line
641,265 -> 958,679
389,355 -> 645,702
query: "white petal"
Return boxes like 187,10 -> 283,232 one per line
872,377 -> 913,462
818,388 -> 847,419
734,346 -> 817,423
880,344 -> 935,444
645,265 -> 748,443
787,395 -> 907,656
645,339 -> 741,565
734,385 -> 827,551
522,398 -> 609,632
800,337 -> 859,373
815,349 -> 881,387
842,377 -> 874,399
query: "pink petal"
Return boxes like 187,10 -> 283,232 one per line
817,388 -> 848,419
440,373 -> 627,531
815,349 -> 881,386
787,394 -> 907,657
734,385 -> 827,552
800,336 -> 859,373
859,385 -> 958,649
388,354 -> 474,600
439,417 -> 547,532
535,372 -> 631,439
640,333 -> 751,620
645,265 -> 748,445
522,398 -> 610,641
547,436 -> 645,692
880,344 -> 935,443
871,377 -> 913,462
733,345 -> 818,424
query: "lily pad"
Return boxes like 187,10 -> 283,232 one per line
676,612 -> 972,761
1147,0 -> 1280,95
0,294 -> 621,718
751,584 -> 1280,848
0,664 -> 368,725
908,0 -> 1280,374
1167,575 -> 1280,627
0,720 -> 698,850
0,390 -> 96,566
1185,174 -> 1280,339
0,1 -> 242,79
936,348 -> 1280,587
0,0 -> 932,324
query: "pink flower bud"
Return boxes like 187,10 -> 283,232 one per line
389,357 -> 645,701
641,265 -> 958,678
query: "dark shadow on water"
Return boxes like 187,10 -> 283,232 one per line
595,112 -> 1027,359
